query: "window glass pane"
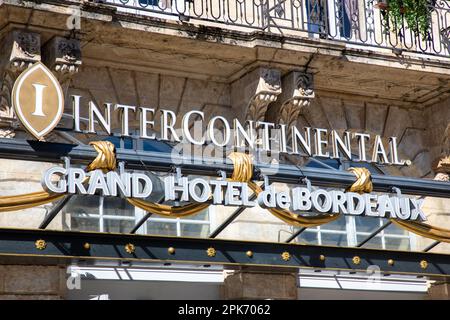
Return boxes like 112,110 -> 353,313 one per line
142,140 -> 173,153
306,0 -> 327,34
180,223 -> 210,237
184,210 -> 209,221
147,221 -> 177,236
105,136 -> 121,149
65,195 -> 100,216
338,0 -> 352,38
305,158 -> 340,169
139,0 -> 159,7
104,219 -> 134,233
70,218 -> 99,232
319,215 -> 347,231
355,216 -> 382,233
384,237 -> 411,250
298,231 -> 319,244
357,235 -> 382,249
123,137 -> 133,149
384,223 -> 409,236
346,160 -> 383,174
103,197 -> 135,216
321,232 -> 347,246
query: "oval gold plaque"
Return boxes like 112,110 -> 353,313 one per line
12,62 -> 64,141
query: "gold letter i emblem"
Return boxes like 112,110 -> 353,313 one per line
12,62 -> 64,141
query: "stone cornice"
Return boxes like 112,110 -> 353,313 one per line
2,0 -> 450,74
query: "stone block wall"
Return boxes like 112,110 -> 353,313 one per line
0,265 -> 66,300
68,65 -> 233,134
424,97 -> 450,166
0,159 -> 67,230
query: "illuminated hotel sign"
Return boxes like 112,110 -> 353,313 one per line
13,62 -> 425,221
41,167 -> 426,221
71,101 -> 404,166
13,63 -> 406,166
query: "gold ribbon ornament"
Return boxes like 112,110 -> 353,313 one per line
126,198 -> 210,217
1,144 -> 450,244
86,141 -> 117,173
347,165 -> 450,243
346,167 -> 373,194
0,141 -> 116,212
85,141 -> 209,218
390,219 -> 450,243
227,152 -> 340,228
0,191 -> 65,212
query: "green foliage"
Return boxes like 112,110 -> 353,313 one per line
384,0 -> 432,38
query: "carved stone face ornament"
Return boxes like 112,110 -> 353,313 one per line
16,33 -> 39,58
57,41 -> 81,64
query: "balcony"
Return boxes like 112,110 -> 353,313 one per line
1,0 -> 449,105
103,0 -> 450,57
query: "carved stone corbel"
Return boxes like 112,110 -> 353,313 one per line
433,156 -> 450,181
231,67 -> 281,122
0,30 -> 41,138
43,36 -> 82,97
278,71 -> 314,130
433,124 -> 450,182
245,68 -> 281,122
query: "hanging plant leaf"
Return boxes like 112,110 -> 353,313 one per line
375,0 -> 433,40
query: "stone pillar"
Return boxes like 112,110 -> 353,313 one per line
42,36 -> 82,98
41,36 -> 82,143
0,30 -> 41,138
265,71 -> 314,167
427,282 -> 450,300
267,71 -> 314,132
221,268 -> 298,300
266,70 -> 314,165
431,123 -> 450,181
0,265 -> 67,300
418,135 -> 450,253
416,157 -> 450,253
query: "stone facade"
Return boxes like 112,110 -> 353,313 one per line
222,268 -> 298,300
0,265 -> 66,300
427,282 -> 450,300
0,0 -> 448,299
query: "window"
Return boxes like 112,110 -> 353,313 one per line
104,133 -> 173,153
298,215 -> 349,246
306,0 -> 328,34
138,0 -> 159,6
338,0 -> 355,38
66,196 -> 135,233
65,196 -> 211,237
295,156 -> 416,250
144,210 -> 211,237
63,136 -> 211,236
306,0 -> 354,38
354,216 -> 412,250
295,214 -> 414,250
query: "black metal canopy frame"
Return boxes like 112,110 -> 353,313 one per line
0,138 -> 448,197
0,138 -> 449,276
0,227 -> 449,278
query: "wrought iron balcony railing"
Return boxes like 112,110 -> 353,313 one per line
104,0 -> 450,57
